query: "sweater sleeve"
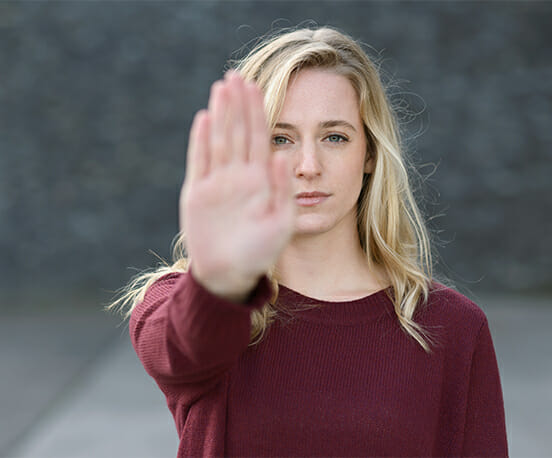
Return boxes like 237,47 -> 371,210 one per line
462,319 -> 508,457
129,268 -> 273,385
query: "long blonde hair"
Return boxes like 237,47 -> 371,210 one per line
109,26 -> 436,351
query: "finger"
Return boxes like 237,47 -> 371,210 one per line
185,109 -> 210,183
226,72 -> 249,163
209,80 -> 230,168
246,82 -> 270,164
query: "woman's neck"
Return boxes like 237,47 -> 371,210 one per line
274,228 -> 389,301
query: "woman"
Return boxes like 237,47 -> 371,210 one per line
112,26 -> 508,457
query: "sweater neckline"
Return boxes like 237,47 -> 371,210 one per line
275,283 -> 395,325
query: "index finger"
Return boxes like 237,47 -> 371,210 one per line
185,109 -> 210,183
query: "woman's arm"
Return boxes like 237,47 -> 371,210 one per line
462,320 -> 508,457
129,270 -> 272,385
129,72 -> 294,385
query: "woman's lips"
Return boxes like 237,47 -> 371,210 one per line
295,192 -> 330,207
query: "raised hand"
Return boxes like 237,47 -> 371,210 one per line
179,72 -> 295,302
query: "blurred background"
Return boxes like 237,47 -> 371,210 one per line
1,1 -> 550,457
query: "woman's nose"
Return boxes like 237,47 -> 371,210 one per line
294,142 -> 322,178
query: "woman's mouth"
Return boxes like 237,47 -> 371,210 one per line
295,192 -> 331,207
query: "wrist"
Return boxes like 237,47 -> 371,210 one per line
189,263 -> 260,304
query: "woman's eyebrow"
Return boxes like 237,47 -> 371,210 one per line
274,120 -> 357,132
273,122 -> 297,131
319,120 -> 357,132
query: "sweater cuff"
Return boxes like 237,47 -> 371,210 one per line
186,266 -> 273,310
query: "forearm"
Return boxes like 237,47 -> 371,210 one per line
130,270 -> 272,384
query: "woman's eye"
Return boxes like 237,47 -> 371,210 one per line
272,136 -> 290,145
326,134 -> 348,143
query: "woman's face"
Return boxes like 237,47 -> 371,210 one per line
271,68 -> 373,238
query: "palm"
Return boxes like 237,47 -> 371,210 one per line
185,161 -> 291,276
180,73 -> 294,298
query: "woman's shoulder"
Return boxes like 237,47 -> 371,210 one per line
152,271 -> 186,288
419,281 -> 490,343
131,271 -> 187,317
143,271 -> 186,299
426,281 -> 486,316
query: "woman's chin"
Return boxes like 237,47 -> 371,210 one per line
292,217 -> 333,237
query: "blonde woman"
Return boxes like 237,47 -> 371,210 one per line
113,27 -> 507,457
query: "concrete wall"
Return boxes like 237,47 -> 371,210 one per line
1,1 -> 551,300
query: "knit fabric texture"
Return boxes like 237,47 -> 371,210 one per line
130,271 -> 508,457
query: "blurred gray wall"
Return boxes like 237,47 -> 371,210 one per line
1,1 -> 551,303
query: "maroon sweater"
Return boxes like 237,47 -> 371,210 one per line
130,271 -> 508,457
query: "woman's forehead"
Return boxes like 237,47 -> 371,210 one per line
276,69 -> 362,126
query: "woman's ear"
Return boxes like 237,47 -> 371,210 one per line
364,154 -> 375,174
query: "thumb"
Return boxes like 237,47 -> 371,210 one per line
269,152 -> 294,217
